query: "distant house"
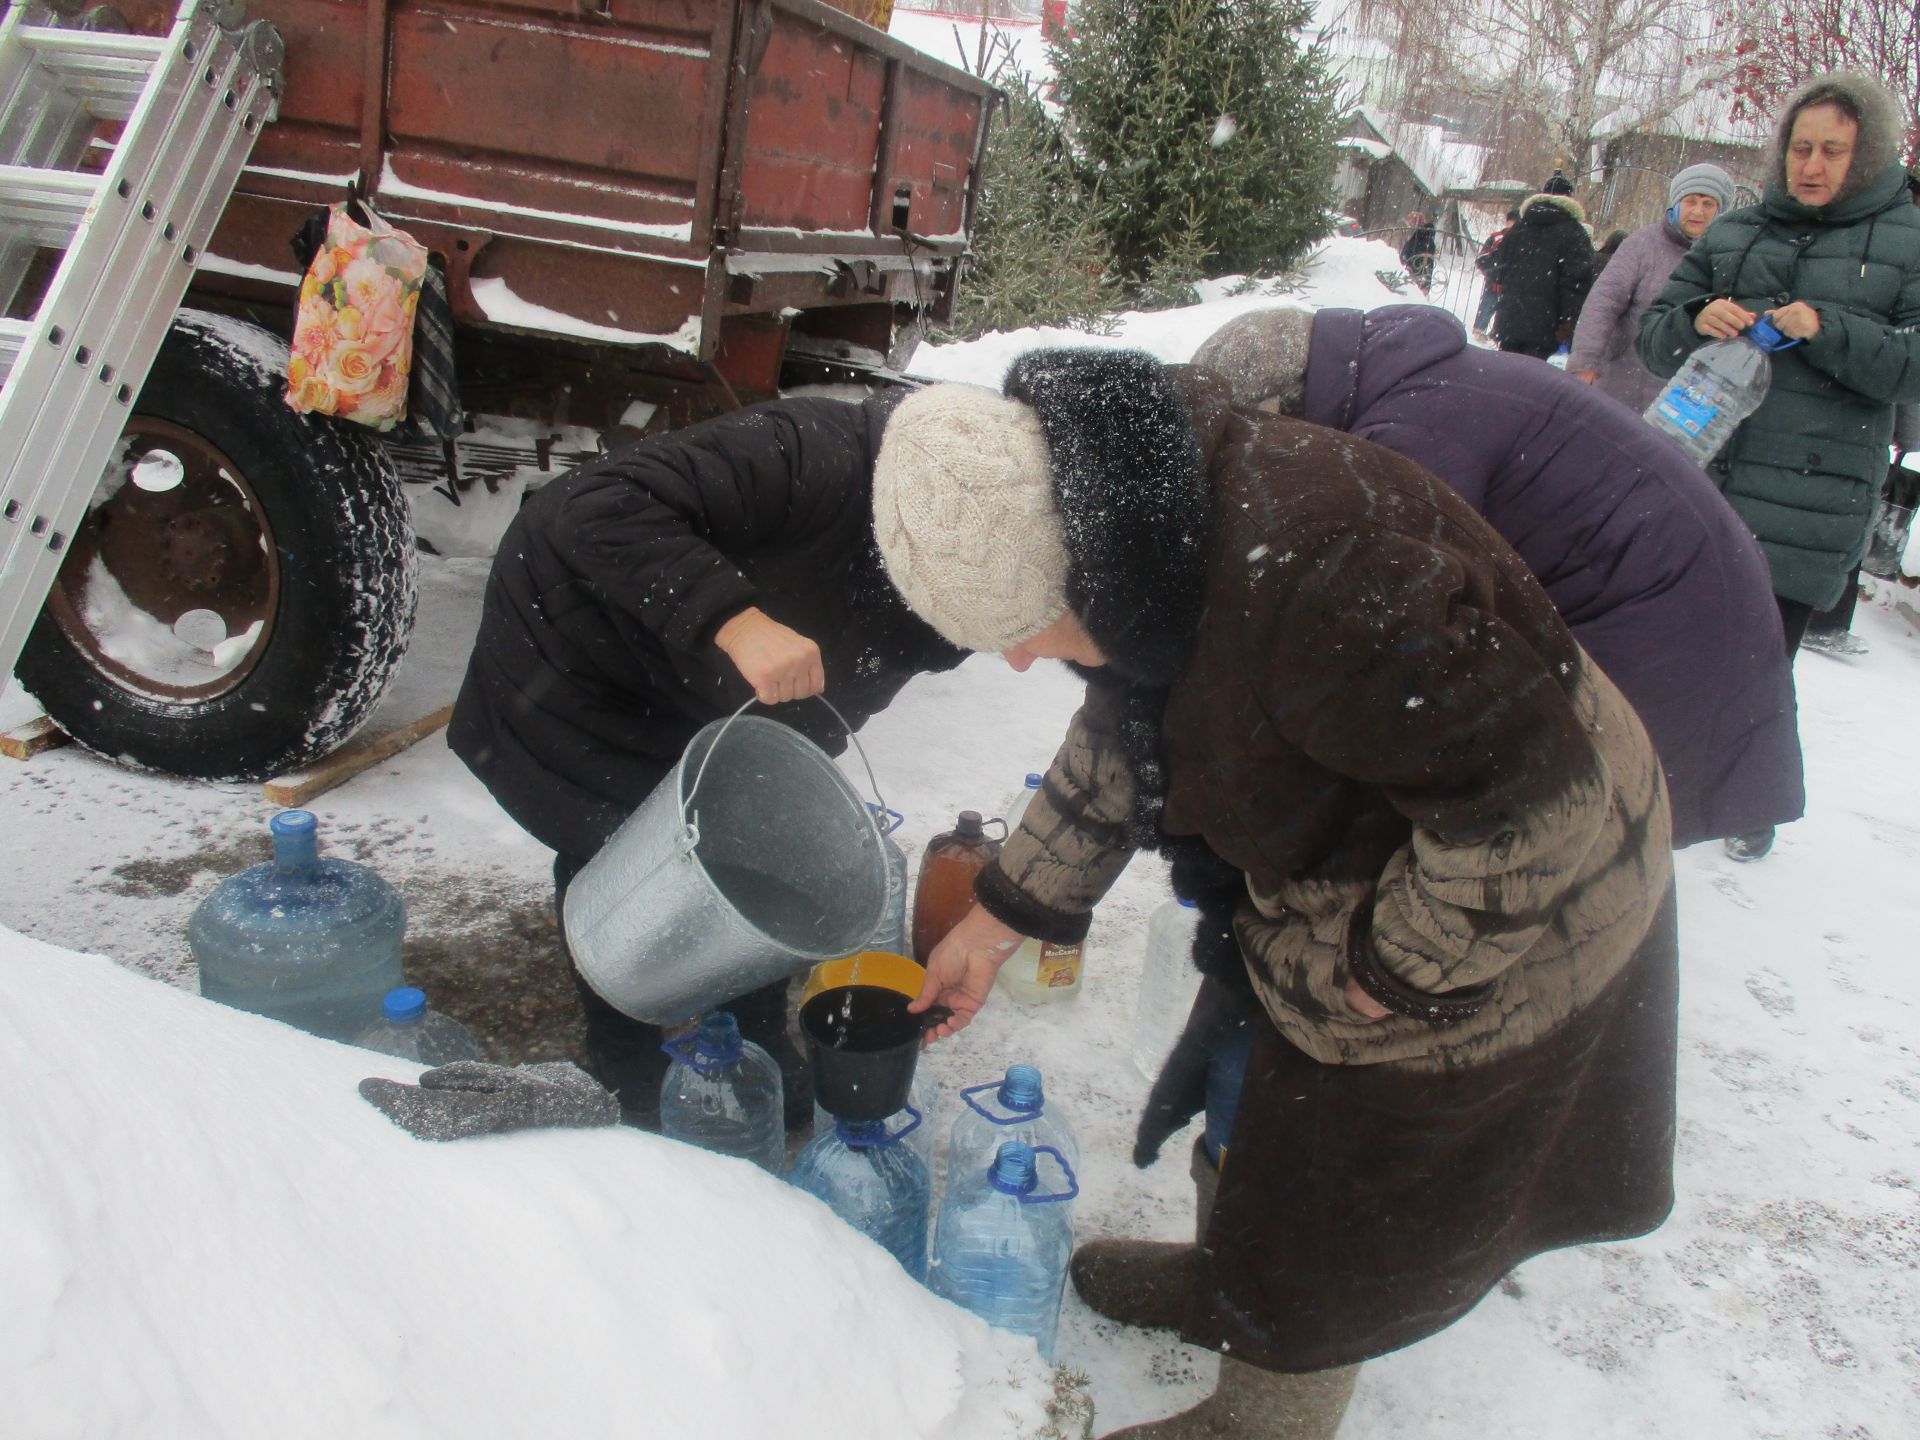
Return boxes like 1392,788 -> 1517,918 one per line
1592,92 -> 1769,231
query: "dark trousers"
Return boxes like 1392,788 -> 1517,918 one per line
553,852 -> 797,1127
1777,595 -> 1815,656
1805,566 -> 1862,638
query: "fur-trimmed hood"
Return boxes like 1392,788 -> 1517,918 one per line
1001,349 -> 1212,686
1519,191 -> 1587,225
1771,70 -> 1906,209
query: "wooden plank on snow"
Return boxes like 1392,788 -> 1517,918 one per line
0,714 -> 69,760
261,704 -> 454,808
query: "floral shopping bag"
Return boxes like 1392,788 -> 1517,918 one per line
286,202 -> 429,431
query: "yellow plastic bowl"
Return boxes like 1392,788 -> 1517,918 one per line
801,950 -> 924,1006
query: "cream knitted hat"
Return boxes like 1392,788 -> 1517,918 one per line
872,383 -> 1069,653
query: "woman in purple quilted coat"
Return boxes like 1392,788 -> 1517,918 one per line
1191,303 -> 1803,847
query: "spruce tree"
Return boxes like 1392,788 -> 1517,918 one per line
940,75 -> 1118,342
1052,0 -> 1341,287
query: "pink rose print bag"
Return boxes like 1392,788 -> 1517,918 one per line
285,202 -> 429,431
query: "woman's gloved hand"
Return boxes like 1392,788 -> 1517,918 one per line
359,1060 -> 621,1141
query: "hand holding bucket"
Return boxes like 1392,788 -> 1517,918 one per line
563,697 -> 892,1024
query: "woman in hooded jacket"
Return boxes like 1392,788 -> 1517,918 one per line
1490,190 -> 1595,356
1638,70 -> 1920,860
876,351 -> 1678,1438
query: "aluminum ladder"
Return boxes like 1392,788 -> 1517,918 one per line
0,0 -> 280,686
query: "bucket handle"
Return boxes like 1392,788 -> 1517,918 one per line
681,695 -> 890,849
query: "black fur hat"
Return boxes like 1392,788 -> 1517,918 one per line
1002,348 -> 1212,686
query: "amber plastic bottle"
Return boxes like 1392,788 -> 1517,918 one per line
911,810 -> 1003,965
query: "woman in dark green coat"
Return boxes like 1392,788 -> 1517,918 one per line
1639,70 -> 1920,860
1639,71 -> 1920,631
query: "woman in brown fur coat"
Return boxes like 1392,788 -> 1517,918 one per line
871,349 -> 1678,1438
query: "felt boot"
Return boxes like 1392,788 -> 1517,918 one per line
1070,1137 -> 1219,1333
1101,1357 -> 1359,1439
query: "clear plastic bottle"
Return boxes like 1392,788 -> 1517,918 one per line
928,1140 -> 1078,1360
868,804 -> 911,958
949,1064 -> 1079,1222
910,811 -> 1002,965
995,773 -> 1083,1004
356,987 -> 484,1065
1132,896 -> 1201,1080
1645,314 -> 1799,465
660,1011 -> 785,1173
787,1110 -> 933,1279
189,810 -> 406,1042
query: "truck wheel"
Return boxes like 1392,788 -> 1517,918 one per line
14,311 -> 417,781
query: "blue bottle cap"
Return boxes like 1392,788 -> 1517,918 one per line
988,1141 -> 1039,1195
1024,772 -> 1043,788
835,1117 -> 888,1149
268,809 -> 320,869
1177,896 -> 1197,908
1748,315 -> 1795,352
383,986 -> 427,1023
694,1011 -> 744,1064
999,1063 -> 1044,1113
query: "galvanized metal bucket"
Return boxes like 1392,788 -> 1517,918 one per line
564,700 -> 889,1024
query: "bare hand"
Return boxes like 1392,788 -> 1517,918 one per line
1572,369 -> 1599,385
909,903 -> 1024,1041
1768,301 -> 1821,340
1343,975 -> 1391,1020
713,607 -> 824,705
1694,298 -> 1756,340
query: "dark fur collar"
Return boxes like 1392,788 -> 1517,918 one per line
1003,348 -> 1212,687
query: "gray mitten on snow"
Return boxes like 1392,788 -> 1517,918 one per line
360,1060 -> 620,1141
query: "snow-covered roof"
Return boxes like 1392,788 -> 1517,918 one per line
1595,85 -> 1773,147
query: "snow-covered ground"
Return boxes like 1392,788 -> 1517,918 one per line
4,239 -> 1919,1436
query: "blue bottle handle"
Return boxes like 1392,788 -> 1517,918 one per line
869,805 -> 905,837
960,1079 -> 1040,1124
837,1104 -> 922,1149
660,1028 -> 738,1074
1750,313 -> 1804,352
1020,1144 -> 1079,1205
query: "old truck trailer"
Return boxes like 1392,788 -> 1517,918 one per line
10,0 -> 993,779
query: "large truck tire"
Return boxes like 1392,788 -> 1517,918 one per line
14,310 -> 418,781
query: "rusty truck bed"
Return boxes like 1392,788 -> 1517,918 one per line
113,0 -> 995,396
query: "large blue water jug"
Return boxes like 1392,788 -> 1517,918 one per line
868,805 -> 910,957
355,987 -> 484,1065
660,1011 -> 785,1173
1645,314 -> 1799,465
950,1065 -> 1079,1219
189,810 -> 405,1042
929,1140 -> 1078,1360
787,1108 -> 931,1279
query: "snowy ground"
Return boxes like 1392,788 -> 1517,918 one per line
5,242 -> 1919,1436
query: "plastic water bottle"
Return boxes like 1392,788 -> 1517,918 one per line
949,1065 -> 1079,1220
660,1011 -> 785,1173
356,987 -> 484,1064
189,810 -> 405,1042
1132,896 -> 1201,1080
1645,314 -> 1799,465
815,1068 -> 940,1172
995,774 -> 1083,1004
788,1109 -> 932,1279
929,1140 -> 1078,1360
868,804 -> 910,957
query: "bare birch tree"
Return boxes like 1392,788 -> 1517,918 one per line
1349,0 -> 1750,182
